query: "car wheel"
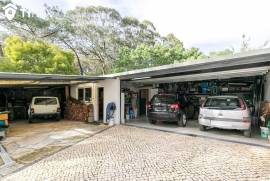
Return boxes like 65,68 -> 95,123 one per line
28,117 -> 33,124
178,113 -> 187,127
150,120 -> 157,124
56,116 -> 61,121
199,124 -> 206,131
243,129 -> 251,137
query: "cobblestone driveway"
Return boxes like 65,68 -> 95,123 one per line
3,126 -> 270,181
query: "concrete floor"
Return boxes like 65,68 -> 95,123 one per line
0,120 -> 107,177
126,117 -> 270,148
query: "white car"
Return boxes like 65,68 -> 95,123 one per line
28,96 -> 61,123
199,96 -> 252,137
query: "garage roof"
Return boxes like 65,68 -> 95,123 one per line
105,48 -> 270,81
0,72 -> 108,86
132,66 -> 270,84
0,72 -> 106,81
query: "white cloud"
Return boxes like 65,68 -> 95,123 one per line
10,0 -> 270,53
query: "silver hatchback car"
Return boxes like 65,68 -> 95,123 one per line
199,96 -> 252,137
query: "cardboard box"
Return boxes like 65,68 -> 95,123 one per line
0,114 -> 8,120
260,101 -> 270,116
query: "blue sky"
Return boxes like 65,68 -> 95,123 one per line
11,0 -> 270,54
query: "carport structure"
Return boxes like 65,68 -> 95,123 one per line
1,49 -> 270,128
108,49 -> 270,127
0,72 -> 105,121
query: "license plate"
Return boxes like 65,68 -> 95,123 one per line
155,107 -> 166,111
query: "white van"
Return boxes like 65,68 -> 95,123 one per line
28,96 -> 61,123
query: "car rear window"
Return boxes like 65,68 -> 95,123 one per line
151,95 -> 176,104
34,98 -> 57,105
204,97 -> 241,109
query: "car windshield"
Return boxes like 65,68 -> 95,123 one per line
151,95 -> 176,104
34,98 -> 57,105
204,97 -> 241,109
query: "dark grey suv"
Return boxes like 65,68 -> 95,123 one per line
146,94 -> 187,127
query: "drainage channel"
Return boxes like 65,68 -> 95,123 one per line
0,144 -> 15,169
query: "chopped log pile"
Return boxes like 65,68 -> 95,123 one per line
64,97 -> 93,122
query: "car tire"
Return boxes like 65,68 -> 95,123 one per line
199,124 -> 206,131
150,120 -> 157,124
243,129 -> 251,137
178,113 -> 187,127
28,117 -> 33,124
56,115 -> 61,121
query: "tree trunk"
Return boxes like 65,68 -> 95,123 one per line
61,39 -> 84,75
74,51 -> 84,75
101,63 -> 106,75
0,44 -> 3,57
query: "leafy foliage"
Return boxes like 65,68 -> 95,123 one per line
1,1 -> 206,75
209,48 -> 234,57
0,36 -> 78,74
0,1 -> 55,39
113,42 -> 204,73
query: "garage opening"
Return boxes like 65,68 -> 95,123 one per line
0,85 -> 67,121
121,66 -> 268,139
98,87 -> 104,121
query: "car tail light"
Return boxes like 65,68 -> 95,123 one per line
31,108 -> 35,113
239,98 -> 246,110
146,103 -> 151,109
170,103 -> 180,110
57,107 -> 61,112
242,117 -> 250,123
200,100 -> 206,108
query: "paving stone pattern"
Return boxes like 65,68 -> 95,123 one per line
2,126 -> 270,181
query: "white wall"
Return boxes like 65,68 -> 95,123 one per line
70,86 -> 77,99
70,83 -> 98,120
97,78 -> 121,124
150,88 -> 158,100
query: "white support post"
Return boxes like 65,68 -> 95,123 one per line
121,92 -> 125,124
264,72 -> 270,101
101,78 -> 121,124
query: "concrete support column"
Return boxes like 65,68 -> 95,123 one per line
121,93 -> 125,124
102,78 -> 121,124
92,84 -> 99,121
265,72 -> 270,101
65,86 -> 69,100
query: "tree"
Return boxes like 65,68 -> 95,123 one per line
113,37 -> 205,73
120,17 -> 160,48
0,1 -> 57,39
2,2 -> 206,75
45,6 -> 162,75
46,6 -> 123,75
0,36 -> 78,74
209,48 -> 234,57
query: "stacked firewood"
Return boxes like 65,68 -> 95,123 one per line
64,97 -> 93,122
